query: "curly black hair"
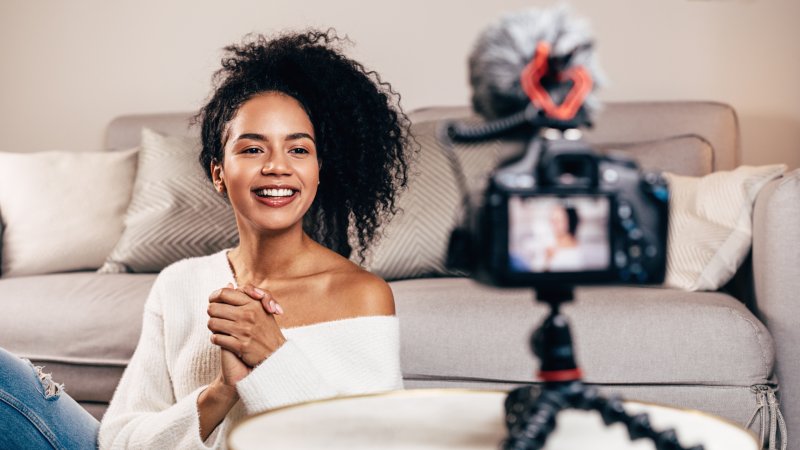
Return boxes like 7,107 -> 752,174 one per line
197,29 -> 412,262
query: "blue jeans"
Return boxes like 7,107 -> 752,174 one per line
0,347 -> 98,449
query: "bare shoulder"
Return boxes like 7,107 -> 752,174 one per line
338,267 -> 396,316
318,252 -> 395,318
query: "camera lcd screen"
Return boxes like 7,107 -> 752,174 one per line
507,195 -> 611,273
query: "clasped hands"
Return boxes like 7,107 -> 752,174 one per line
199,284 -> 286,433
207,283 -> 287,370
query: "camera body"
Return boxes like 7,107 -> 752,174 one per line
448,128 -> 670,288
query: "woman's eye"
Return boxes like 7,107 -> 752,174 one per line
242,147 -> 261,154
289,147 -> 309,155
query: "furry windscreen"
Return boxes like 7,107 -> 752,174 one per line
468,5 -> 605,121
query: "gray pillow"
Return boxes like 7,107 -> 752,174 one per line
99,128 -> 238,273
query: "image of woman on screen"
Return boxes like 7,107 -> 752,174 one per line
509,196 -> 611,274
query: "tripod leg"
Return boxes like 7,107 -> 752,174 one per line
503,386 -> 567,450
578,391 -> 705,450
508,287 -> 705,450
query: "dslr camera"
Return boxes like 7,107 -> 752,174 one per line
446,23 -> 670,289
446,122 -> 670,288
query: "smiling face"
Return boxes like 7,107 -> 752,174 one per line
549,204 -> 569,238
211,92 -> 319,235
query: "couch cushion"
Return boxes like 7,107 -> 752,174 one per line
594,135 -> 713,177
585,102 -> 740,171
408,101 -> 740,172
0,272 -> 774,407
0,273 -> 156,403
393,278 -> 774,387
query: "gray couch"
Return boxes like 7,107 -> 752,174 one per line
1,101 -> 797,448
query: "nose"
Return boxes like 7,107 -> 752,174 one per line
261,151 -> 292,176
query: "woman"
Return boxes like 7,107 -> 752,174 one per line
543,204 -> 582,271
1,29 -> 411,449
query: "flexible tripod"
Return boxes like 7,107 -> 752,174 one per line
501,285 -> 704,450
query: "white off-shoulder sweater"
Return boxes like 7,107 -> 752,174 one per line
98,250 -> 404,450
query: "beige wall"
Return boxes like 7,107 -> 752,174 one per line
1,0 -> 798,168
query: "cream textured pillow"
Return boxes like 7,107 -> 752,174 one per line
0,149 -> 138,277
664,164 -> 786,291
99,128 -> 238,273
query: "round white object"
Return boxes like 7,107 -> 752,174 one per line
228,389 -> 758,450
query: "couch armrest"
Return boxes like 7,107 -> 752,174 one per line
752,168 -> 800,435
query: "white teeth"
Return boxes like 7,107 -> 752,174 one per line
256,188 -> 295,197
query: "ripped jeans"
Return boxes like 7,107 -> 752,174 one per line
0,347 -> 98,449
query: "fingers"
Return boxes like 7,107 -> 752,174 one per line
209,286 -> 253,307
210,334 -> 241,356
207,317 -> 239,336
207,303 -> 239,321
238,284 -> 283,315
210,283 -> 284,315
262,297 -> 284,315
208,298 -> 287,367
239,284 -> 266,301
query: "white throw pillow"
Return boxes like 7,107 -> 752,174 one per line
0,149 -> 138,277
664,164 -> 786,291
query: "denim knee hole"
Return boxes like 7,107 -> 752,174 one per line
23,359 -> 63,400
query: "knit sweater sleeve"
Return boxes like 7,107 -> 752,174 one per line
98,278 -> 225,450
235,316 -> 404,414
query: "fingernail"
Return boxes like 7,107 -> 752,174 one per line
210,289 -> 221,298
268,299 -> 276,312
275,303 -> 284,315
254,287 -> 266,298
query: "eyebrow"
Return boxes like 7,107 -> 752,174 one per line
235,132 -> 315,143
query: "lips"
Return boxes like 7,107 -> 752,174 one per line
254,187 -> 295,198
251,185 -> 300,208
